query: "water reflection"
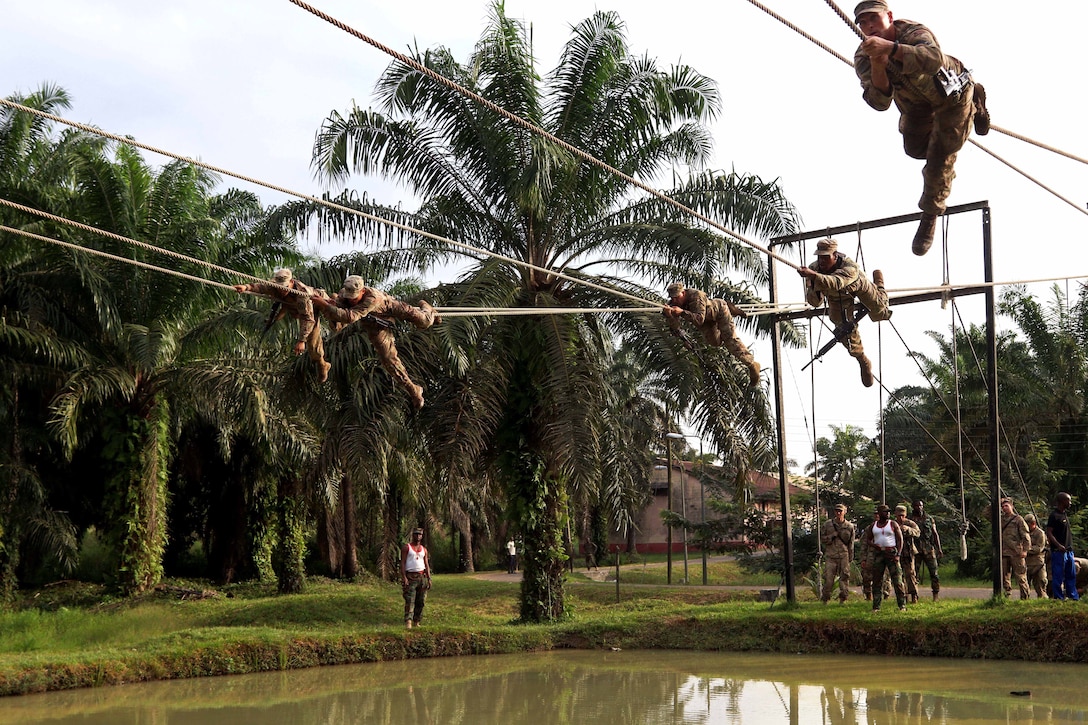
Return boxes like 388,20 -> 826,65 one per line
1,651 -> 1086,724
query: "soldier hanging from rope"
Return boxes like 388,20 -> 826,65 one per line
798,238 -> 889,387
234,267 -> 331,383
852,0 -> 990,256
662,282 -> 761,387
312,275 -> 438,409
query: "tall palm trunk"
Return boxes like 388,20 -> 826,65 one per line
275,473 -> 306,594
450,501 -> 475,573
340,474 -> 358,578
511,461 -> 568,622
105,404 -> 170,594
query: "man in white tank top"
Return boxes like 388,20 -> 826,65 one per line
863,504 -> 907,611
401,528 -> 431,628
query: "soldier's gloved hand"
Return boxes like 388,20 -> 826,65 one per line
234,284 -> 250,293
732,305 -> 748,319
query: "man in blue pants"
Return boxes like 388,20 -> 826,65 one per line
1046,492 -> 1079,600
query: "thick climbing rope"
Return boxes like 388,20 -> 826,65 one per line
967,140 -> 1088,218
885,272 -> 1088,296
742,0 -> 1088,213
2,217 -> 658,319
0,197 -> 296,295
1,224 -> 237,292
285,0 -> 801,271
0,98 -> 665,312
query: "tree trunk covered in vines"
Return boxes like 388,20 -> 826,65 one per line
103,405 -> 170,595
275,474 -> 306,594
505,451 -> 568,622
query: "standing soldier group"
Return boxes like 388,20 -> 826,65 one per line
822,500 -> 944,610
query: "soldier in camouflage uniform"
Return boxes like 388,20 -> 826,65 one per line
853,0 -> 990,256
664,283 -> 761,386
894,505 -> 921,603
999,497 -> 1031,599
234,268 -> 331,383
910,499 -> 942,600
820,503 -> 856,603
864,504 -> 907,611
857,510 -> 891,601
313,275 -> 438,409
1024,513 -> 1049,599
799,239 -> 889,387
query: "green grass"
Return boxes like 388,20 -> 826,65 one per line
0,573 -> 1083,697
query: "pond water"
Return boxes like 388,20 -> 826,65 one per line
1,650 -> 1086,724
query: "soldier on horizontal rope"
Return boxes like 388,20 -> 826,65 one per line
798,238 -> 890,387
663,282 -> 761,386
234,267 -> 331,383
853,0 -> 990,256
312,275 -> 438,409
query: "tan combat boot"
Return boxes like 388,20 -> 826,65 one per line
748,361 -> 761,387
973,83 -> 990,136
872,269 -> 885,290
418,300 -> 440,327
913,213 -> 937,256
410,384 -> 425,409
858,355 -> 874,388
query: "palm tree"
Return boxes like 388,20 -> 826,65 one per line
305,5 -> 799,620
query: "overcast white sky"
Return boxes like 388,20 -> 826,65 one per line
5,1 -> 1086,471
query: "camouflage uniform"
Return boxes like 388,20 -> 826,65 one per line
896,510 -> 921,603
1000,505 -> 1031,599
241,276 -> 329,378
854,19 -> 976,216
857,515 -> 891,600
867,516 -> 907,611
804,248 -> 890,360
666,287 -> 759,382
820,511 -> 856,603
910,507 -> 942,598
320,281 -> 437,409
1025,518 -> 1049,599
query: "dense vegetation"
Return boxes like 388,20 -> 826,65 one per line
3,1 -> 1088,633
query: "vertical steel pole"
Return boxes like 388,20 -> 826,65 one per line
983,206 -> 1002,598
769,240 -> 796,603
666,438 -> 674,585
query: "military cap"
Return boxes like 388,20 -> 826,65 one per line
1000,497 -> 1013,506
833,503 -> 847,512
666,282 -> 685,297
1024,513 -> 1037,524
854,0 -> 890,22
341,275 -> 365,294
272,267 -> 293,284
894,505 -> 907,515
814,238 -> 838,256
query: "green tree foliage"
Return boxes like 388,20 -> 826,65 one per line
301,4 -> 799,620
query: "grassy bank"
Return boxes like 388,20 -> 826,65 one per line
1,574 -> 1086,697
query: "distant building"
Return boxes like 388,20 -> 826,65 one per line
606,463 -> 817,554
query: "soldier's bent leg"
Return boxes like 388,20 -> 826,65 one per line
386,299 -> 436,329
855,278 -> 891,322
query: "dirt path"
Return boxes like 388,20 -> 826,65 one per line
471,566 -> 996,599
